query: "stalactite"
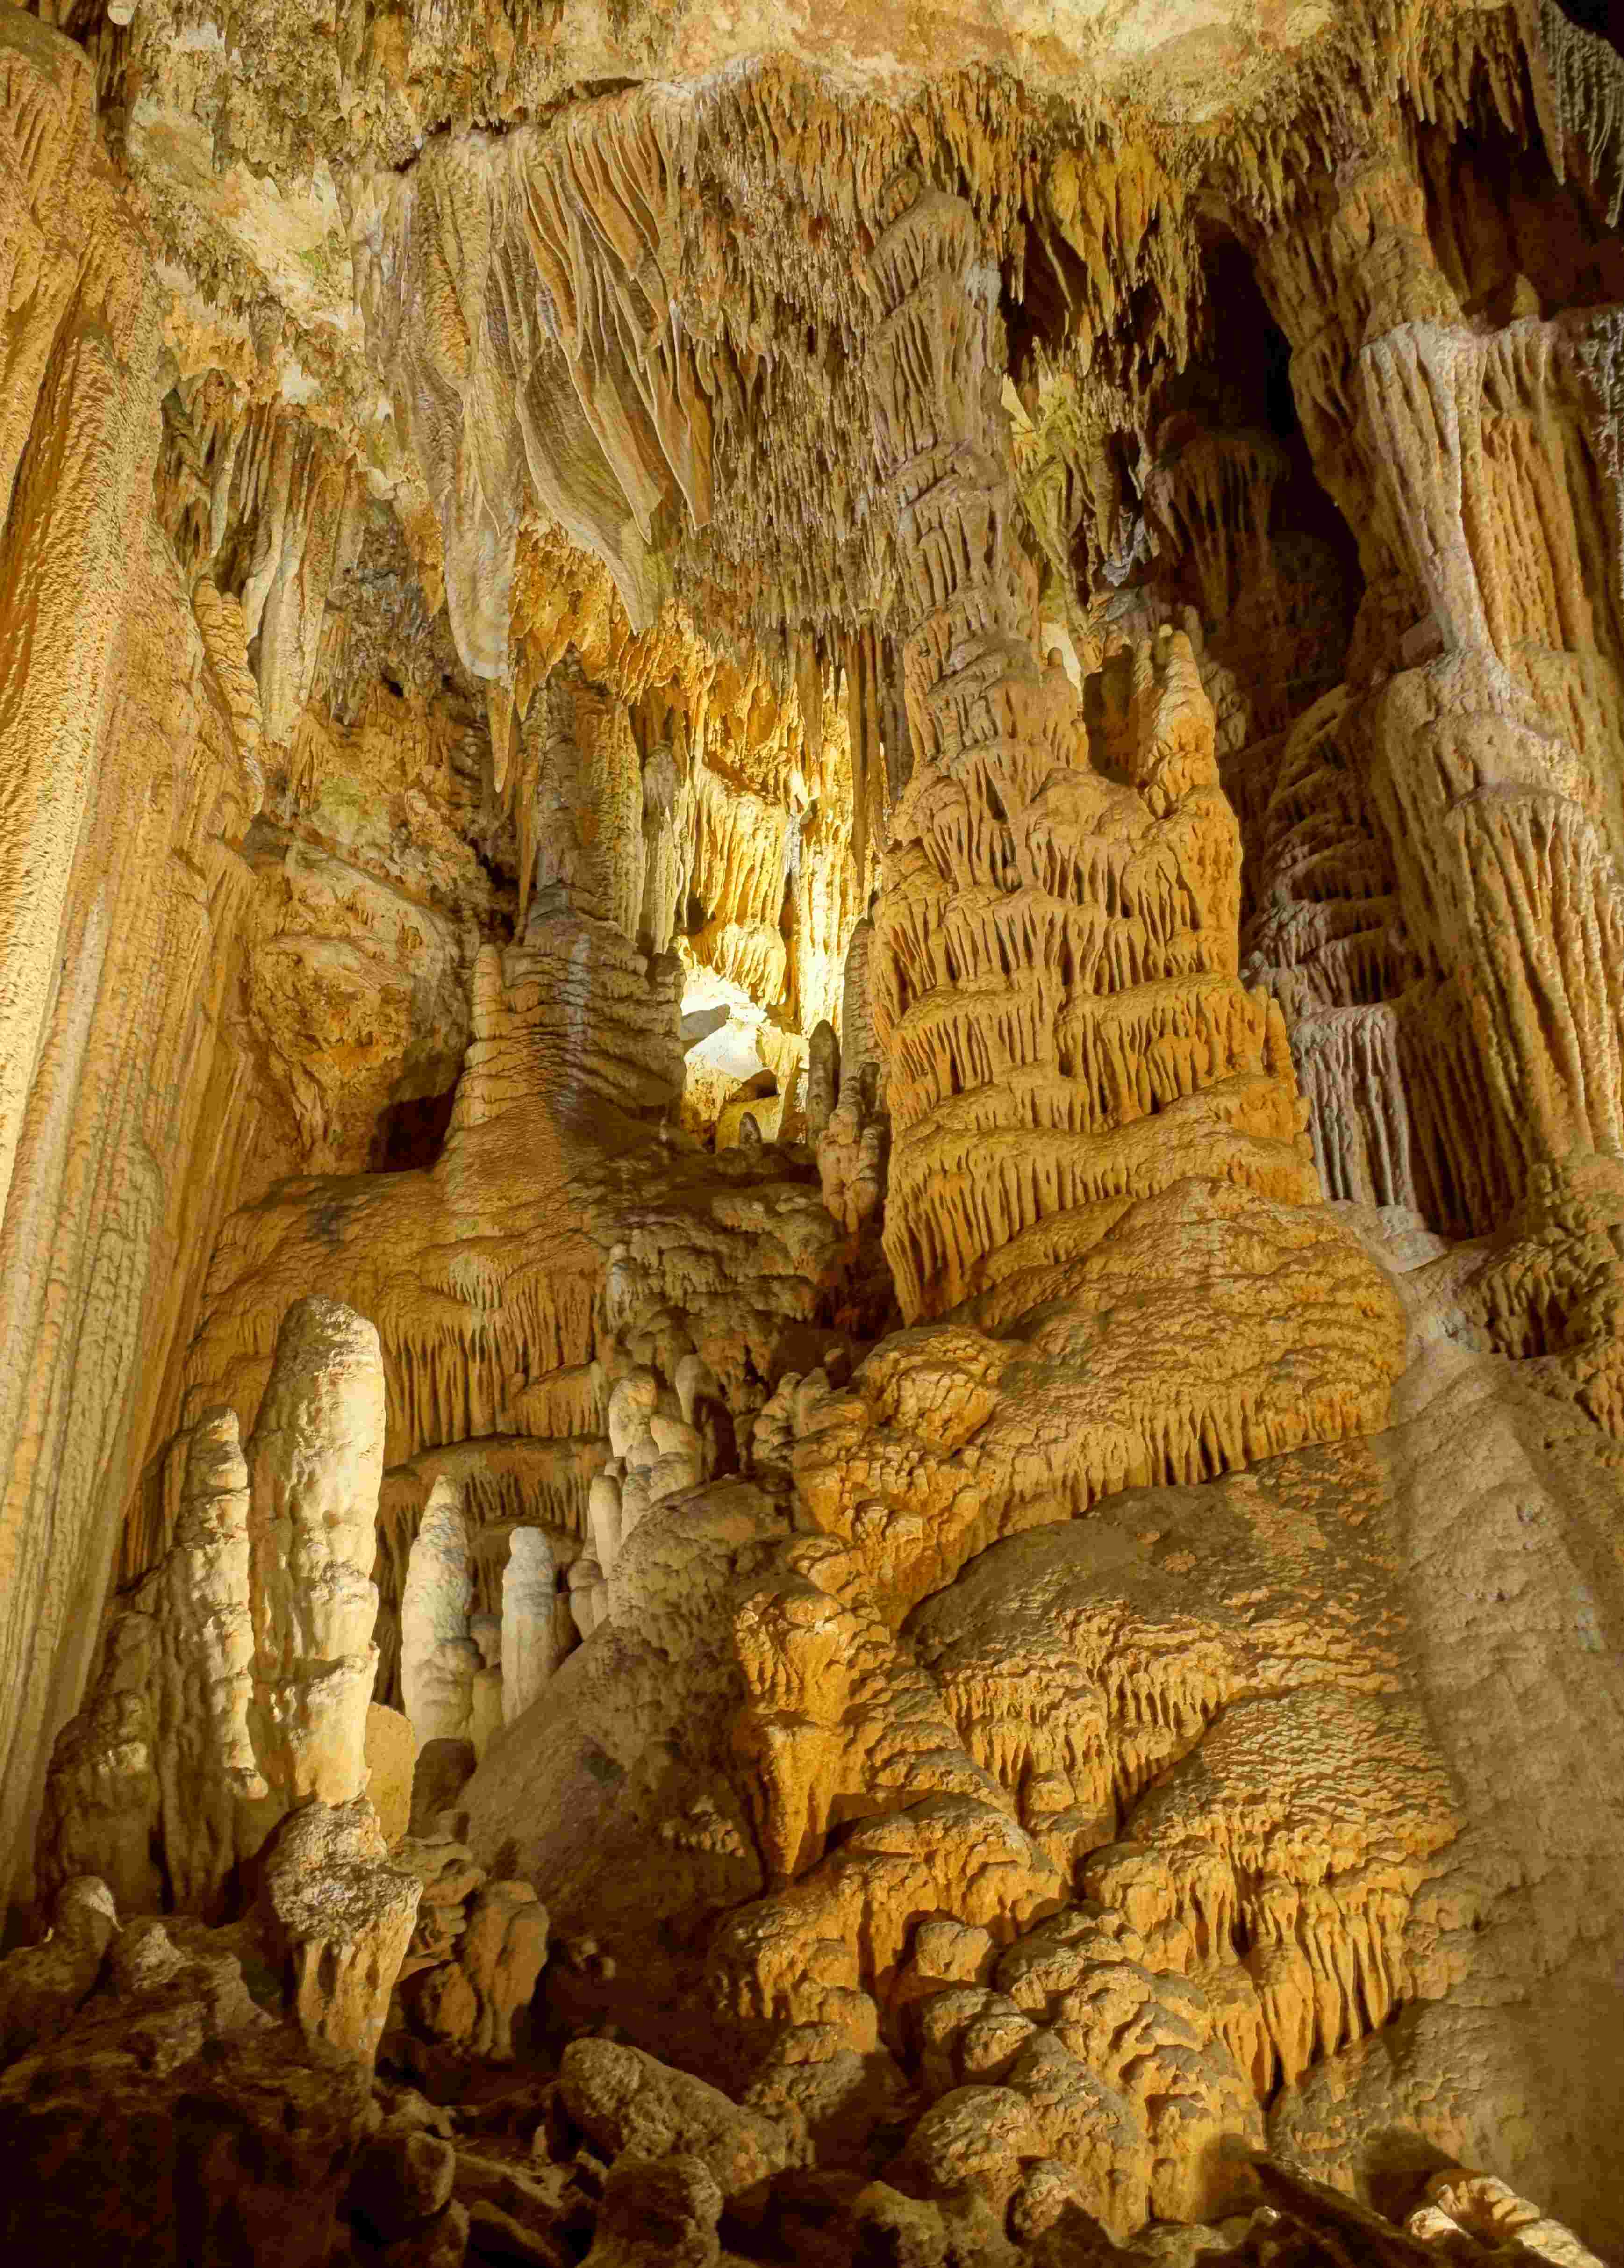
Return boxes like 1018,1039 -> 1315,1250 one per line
1525,0 -> 1624,226
6,9 -> 1624,2260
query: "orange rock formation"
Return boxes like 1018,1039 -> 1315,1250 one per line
2,3 -> 1624,2263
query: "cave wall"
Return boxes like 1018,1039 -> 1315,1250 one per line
2,0 -> 1624,2256
0,10 -> 266,1904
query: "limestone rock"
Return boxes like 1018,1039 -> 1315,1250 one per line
408,1960 -> 479,2048
411,1739 -> 478,1836
246,1297 -> 386,1815
805,1021 -> 840,1145
466,2198 -> 565,2267
901,2085 -> 1045,2206
243,824 -> 479,1176
581,2155 -> 723,2268
382,2200 -> 471,2268
0,1876 -> 118,2060
347,2130 -> 458,2243
1413,2170 -> 1607,2267
260,1796 -> 421,2065
0,1966 -> 368,2268
401,1480 -> 480,1749
368,1704 -> 418,1847
35,1300 -> 389,1921
8,2 -> 1624,2260
502,1529 -> 565,1725
470,1615 -> 506,1760
459,1881 -> 548,2060
558,2038 -> 790,2200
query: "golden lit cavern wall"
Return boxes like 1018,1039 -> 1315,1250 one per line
1234,99 -> 1624,1242
6,1 -> 1624,2259
0,11 -> 267,1913
860,184 -> 1314,1323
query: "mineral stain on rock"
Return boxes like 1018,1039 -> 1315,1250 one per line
0,1 -> 1623,2262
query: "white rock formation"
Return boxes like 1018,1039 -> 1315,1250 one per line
469,1614 -> 504,1759
400,1479 -> 479,1749
246,1296 -> 386,1813
36,1296 -> 387,1915
502,1528 -> 562,1725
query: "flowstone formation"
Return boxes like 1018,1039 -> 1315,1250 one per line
5,0 -> 1624,2263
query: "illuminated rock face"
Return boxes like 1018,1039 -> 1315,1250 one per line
6,1 -> 1624,2261
864,186 -> 1315,1321
35,1296 -> 386,1922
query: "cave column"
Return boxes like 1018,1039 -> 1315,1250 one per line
861,182 -> 1095,1314
0,254 -> 162,1227
400,1478 -> 479,1751
0,19 -> 270,1919
862,182 -> 1309,1318
1253,141 -> 1624,1206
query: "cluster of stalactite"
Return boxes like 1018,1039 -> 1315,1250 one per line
859,183 -> 1312,1320
656,183 -> 1419,2234
477,528 -> 866,1131
8,4 -> 1624,2260
157,373 -> 361,746
352,44 -> 1223,705
1205,50 -> 1624,1349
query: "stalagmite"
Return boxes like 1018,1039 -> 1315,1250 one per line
1,1 -> 1624,2260
36,1298 -> 392,1912
247,1297 -> 386,1812
261,1795 -> 421,2066
401,1479 -> 479,1749
805,1019 -> 839,1144
469,1615 -> 504,1758
501,1528 -> 563,1725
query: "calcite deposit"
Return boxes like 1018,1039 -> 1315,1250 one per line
3,0 -> 1624,2261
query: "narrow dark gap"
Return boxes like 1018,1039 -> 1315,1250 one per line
1001,232 -> 1072,379
1416,96 -> 1624,315
368,1085 -> 456,1172
1553,0 -> 1624,56
1169,232 -> 1365,625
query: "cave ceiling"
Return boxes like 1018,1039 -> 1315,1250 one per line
5,0 -> 1624,2262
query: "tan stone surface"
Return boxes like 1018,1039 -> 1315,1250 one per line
0,1877 -> 119,2062
0,9 -> 268,1915
3,0 -> 1624,2257
558,2038 -> 789,2199
0,1941 -> 371,2268
366,1703 -> 417,1846
260,1794 -> 421,2065
35,1297 -> 387,1918
457,1879 -> 548,2060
